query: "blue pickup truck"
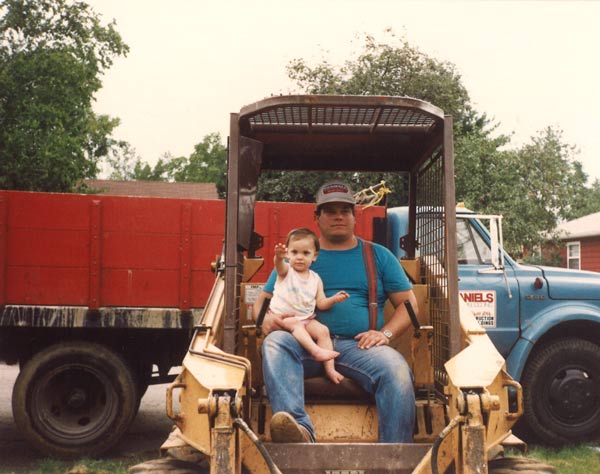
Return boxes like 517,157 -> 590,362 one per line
388,206 -> 600,446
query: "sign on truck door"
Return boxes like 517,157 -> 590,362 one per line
456,216 -> 520,357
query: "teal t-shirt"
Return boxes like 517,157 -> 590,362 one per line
263,239 -> 412,337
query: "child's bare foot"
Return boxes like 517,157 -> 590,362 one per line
326,368 -> 345,384
311,347 -> 339,362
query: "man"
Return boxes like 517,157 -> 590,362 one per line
253,181 -> 417,443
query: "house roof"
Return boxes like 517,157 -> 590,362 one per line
83,180 -> 219,200
555,211 -> 600,240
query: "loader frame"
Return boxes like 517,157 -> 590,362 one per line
163,95 -> 525,474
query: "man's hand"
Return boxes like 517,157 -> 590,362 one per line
355,329 -> 390,349
261,310 -> 294,335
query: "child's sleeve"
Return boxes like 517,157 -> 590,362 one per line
262,269 -> 278,295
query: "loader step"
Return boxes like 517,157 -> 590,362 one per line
264,442 -> 431,474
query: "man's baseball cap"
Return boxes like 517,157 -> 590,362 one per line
315,181 -> 355,207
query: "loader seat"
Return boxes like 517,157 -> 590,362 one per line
304,376 -> 373,402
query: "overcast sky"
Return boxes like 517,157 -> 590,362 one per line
91,0 -> 600,182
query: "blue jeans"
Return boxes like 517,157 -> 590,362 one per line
261,331 -> 415,442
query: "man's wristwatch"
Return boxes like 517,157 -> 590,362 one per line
381,329 -> 393,340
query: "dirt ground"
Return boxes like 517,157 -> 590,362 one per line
0,364 -> 175,472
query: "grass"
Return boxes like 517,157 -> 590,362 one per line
33,458 -> 131,474
0,454 -> 154,474
517,444 -> 600,474
1,444 -> 599,473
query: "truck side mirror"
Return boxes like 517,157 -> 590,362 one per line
486,215 -> 505,271
490,218 -> 500,269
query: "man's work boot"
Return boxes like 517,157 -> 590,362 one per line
270,412 -> 313,443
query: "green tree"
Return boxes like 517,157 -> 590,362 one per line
266,30 -> 497,207
164,133 -> 226,190
0,0 -> 128,191
567,178 -> 600,220
288,32 -> 472,124
131,153 -> 172,181
105,141 -> 142,180
280,31 -> 600,262
453,124 -> 513,211
258,171 -> 344,203
502,128 -> 589,259
457,127 -> 590,260
108,133 -> 228,197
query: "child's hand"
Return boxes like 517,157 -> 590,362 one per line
332,291 -> 349,303
274,243 -> 287,260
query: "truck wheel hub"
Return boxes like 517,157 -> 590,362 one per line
550,369 -> 596,420
66,388 -> 88,409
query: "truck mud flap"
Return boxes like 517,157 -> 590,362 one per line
263,443 -> 431,474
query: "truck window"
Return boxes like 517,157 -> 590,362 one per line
457,218 -> 492,265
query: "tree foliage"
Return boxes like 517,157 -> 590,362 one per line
567,178 -> 600,221
274,31 -> 600,261
111,133 -> 228,197
505,129 -> 590,259
259,31 -> 490,207
457,127 -> 589,258
164,133 -> 227,193
288,31 -> 472,125
100,27 -> 600,263
0,0 -> 128,191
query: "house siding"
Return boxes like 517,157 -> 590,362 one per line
560,236 -> 600,273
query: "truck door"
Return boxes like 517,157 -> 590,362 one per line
456,216 -> 521,357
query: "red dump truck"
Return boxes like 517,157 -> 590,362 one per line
0,189 -> 384,457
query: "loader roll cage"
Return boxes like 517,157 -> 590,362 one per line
154,94 -> 541,474
224,94 -> 460,395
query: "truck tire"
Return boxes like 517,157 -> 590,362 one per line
521,337 -> 600,445
12,341 -> 138,459
488,457 -> 556,473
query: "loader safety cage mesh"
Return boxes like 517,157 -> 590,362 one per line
237,95 -> 445,173
416,149 -> 451,392
246,105 -> 437,130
